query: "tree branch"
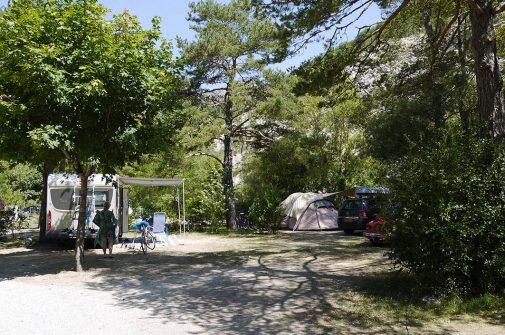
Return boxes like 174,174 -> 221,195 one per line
232,117 -> 250,135
200,86 -> 227,94
355,0 -> 412,52
190,152 -> 224,166
435,0 -> 461,51
61,149 -> 79,173
467,0 -> 484,16
325,0 -> 374,51
236,128 -> 275,147
495,3 -> 505,14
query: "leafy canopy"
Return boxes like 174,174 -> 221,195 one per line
0,0 -> 181,174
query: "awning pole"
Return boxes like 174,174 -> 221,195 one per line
177,187 -> 181,234
182,180 -> 186,234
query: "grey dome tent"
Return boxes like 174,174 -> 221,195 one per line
279,192 -> 339,231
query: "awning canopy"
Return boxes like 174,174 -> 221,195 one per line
117,176 -> 184,187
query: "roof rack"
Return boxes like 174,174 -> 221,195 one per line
342,186 -> 389,198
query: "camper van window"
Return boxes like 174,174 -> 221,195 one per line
50,188 -> 113,211
50,188 -> 74,210
92,190 -> 112,208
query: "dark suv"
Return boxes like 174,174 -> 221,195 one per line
338,198 -> 381,235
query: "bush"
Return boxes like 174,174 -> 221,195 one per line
0,209 -> 16,236
386,133 -> 505,294
239,185 -> 282,232
186,166 -> 225,229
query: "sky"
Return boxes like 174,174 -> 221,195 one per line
0,0 -> 382,70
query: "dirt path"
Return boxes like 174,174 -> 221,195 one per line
0,232 -> 502,334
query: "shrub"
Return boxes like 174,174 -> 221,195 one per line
0,209 -> 16,236
386,134 -> 505,294
179,164 -> 225,231
240,186 -> 283,232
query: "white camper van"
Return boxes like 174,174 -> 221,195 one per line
46,173 -> 122,243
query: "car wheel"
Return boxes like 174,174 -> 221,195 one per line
344,229 -> 354,235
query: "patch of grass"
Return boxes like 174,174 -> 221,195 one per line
203,226 -> 280,237
26,214 -> 40,229
205,225 -> 231,234
440,294 -> 505,321
0,237 -> 25,249
0,235 -> 40,249
350,271 -> 505,324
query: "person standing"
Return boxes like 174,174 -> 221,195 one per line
93,201 -> 117,257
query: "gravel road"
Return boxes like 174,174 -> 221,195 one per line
0,232 -> 503,335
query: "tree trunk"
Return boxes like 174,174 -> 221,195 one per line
456,15 -> 470,133
422,8 -> 444,128
469,1 -> 504,137
223,61 -> 237,230
223,134 -> 237,230
75,170 -> 91,272
38,163 -> 52,241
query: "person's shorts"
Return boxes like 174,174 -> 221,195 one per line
101,235 -> 113,249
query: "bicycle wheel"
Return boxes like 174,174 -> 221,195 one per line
146,231 -> 156,250
141,237 -> 147,254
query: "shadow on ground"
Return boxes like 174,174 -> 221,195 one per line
0,232 -> 487,334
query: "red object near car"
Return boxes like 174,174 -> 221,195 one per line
364,216 -> 389,244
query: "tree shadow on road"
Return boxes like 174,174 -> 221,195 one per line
0,233 -> 468,334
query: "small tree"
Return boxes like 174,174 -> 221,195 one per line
0,0 -> 180,271
179,0 -> 281,229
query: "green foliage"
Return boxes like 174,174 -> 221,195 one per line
0,175 -> 24,206
292,42 -> 357,96
354,6 -> 502,295
181,0 -> 280,77
0,209 -> 15,236
252,0 -> 424,60
0,162 -> 42,205
239,84 -> 379,227
179,0 -> 284,228
0,209 -> 29,236
178,0 -> 282,144
0,0 -> 181,269
184,160 -> 225,229
0,0 -> 181,174
386,133 -> 505,294
121,151 -> 225,230
497,12 -> 505,59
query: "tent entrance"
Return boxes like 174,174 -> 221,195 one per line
117,176 -> 186,235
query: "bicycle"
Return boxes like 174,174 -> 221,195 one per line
139,225 -> 156,254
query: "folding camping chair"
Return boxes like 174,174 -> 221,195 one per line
152,212 -> 169,245
153,212 -> 185,246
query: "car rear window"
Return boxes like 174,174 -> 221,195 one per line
342,200 -> 363,210
364,199 -> 382,212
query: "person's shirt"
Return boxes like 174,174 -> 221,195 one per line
132,220 -> 150,231
93,209 -> 117,234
